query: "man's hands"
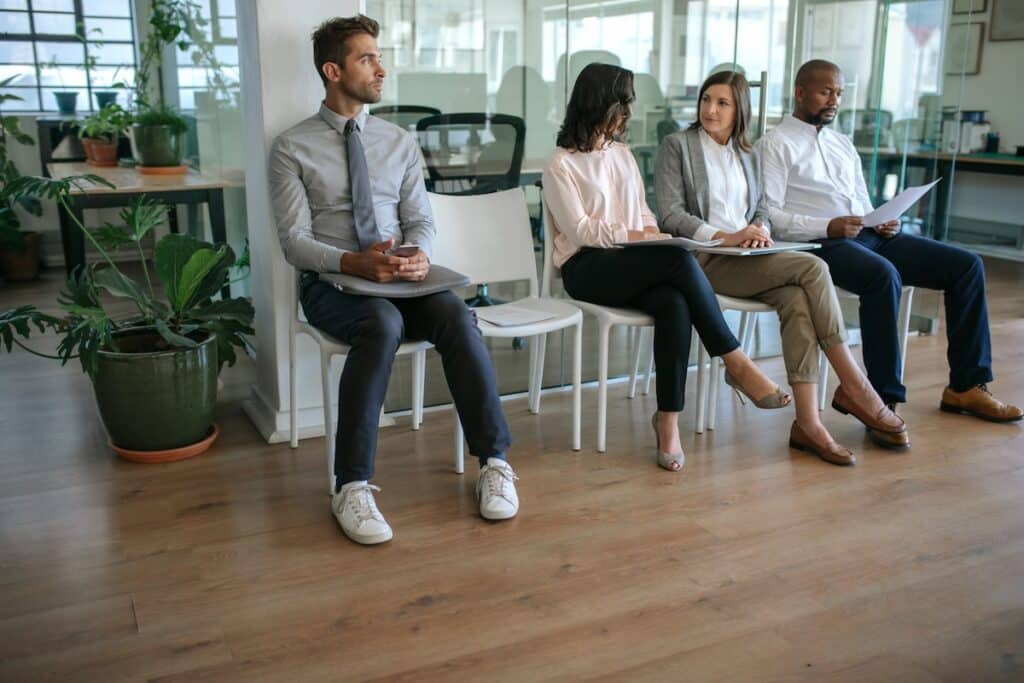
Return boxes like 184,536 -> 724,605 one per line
874,219 -> 900,238
827,216 -> 864,239
716,222 -> 773,249
340,239 -> 431,283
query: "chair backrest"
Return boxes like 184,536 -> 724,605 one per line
416,113 -> 526,195
428,188 -> 538,297
370,105 -> 441,132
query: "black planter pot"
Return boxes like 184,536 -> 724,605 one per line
130,123 -> 184,167
94,91 -> 118,109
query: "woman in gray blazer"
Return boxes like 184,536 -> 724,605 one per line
655,70 -> 907,465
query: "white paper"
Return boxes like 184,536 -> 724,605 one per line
695,241 -> 821,256
616,236 -> 724,250
862,179 -> 941,227
475,304 -> 558,327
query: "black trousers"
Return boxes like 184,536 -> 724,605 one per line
813,229 -> 992,404
561,247 -> 740,412
300,274 -> 512,488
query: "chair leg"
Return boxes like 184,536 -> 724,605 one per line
709,354 -> 721,431
289,333 -> 298,449
642,327 -> 654,396
897,286 -> 914,381
530,333 -> 547,414
411,349 -> 425,430
628,326 -> 642,399
818,349 -> 829,411
597,322 -> 611,453
692,344 -> 708,436
572,320 -> 582,451
321,350 -> 336,496
453,409 -> 464,475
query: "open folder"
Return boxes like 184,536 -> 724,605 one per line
863,178 -> 941,227
616,236 -> 723,250
319,265 -> 470,298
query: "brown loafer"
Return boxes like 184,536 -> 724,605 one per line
789,422 -> 856,466
832,384 -> 911,449
940,385 -> 1023,423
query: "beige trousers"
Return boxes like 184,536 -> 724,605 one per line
697,251 -> 847,384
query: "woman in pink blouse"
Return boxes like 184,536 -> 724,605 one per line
543,63 -> 789,471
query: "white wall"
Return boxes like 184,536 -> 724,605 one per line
238,0 -> 362,443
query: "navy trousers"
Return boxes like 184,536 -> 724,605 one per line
300,273 -> 512,488
812,229 -> 992,404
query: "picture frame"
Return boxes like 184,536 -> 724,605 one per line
952,0 -> 986,15
990,0 -> 1024,41
945,22 -> 984,75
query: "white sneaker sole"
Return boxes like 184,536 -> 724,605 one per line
341,525 -> 393,545
480,504 -> 518,521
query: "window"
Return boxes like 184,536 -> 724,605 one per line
175,0 -> 239,111
0,0 -> 136,112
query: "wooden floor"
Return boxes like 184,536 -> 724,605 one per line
1,258 -> 1023,682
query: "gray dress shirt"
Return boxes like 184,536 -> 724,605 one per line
269,103 -> 436,273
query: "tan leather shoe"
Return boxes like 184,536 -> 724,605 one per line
788,422 -> 856,466
832,384 -> 910,449
940,385 -> 1023,423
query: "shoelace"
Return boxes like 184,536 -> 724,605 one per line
482,465 -> 519,501
342,484 -> 383,524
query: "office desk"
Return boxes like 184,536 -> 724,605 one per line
47,163 -> 230,286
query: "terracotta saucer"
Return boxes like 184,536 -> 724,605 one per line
110,423 -> 219,463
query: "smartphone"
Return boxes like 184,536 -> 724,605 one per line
389,243 -> 421,257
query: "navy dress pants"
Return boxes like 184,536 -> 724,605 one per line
813,228 -> 992,404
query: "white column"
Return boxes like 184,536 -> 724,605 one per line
238,0 -> 362,443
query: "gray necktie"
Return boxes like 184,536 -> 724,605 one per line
345,118 -> 381,250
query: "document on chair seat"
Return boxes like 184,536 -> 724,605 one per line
319,265 -> 470,298
695,241 -> 821,256
862,178 -> 941,227
474,304 -> 558,327
615,236 -> 723,250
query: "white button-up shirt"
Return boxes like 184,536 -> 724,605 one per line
698,128 -> 750,241
757,114 -> 873,241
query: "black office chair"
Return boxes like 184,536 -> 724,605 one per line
416,113 -> 526,308
370,105 -> 441,132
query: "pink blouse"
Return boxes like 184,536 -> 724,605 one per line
542,142 -> 658,268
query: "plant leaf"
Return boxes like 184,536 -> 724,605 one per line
188,298 -> 254,324
154,233 -> 204,312
176,247 -> 224,312
154,318 -> 198,349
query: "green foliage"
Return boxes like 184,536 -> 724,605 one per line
0,79 -> 42,252
0,186 -> 254,378
78,104 -> 133,142
132,103 -> 189,134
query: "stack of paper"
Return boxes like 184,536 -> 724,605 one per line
616,236 -> 724,250
474,304 -> 558,327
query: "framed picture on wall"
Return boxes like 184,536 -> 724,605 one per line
953,0 -> 986,14
990,0 -> 1024,40
945,22 -> 984,75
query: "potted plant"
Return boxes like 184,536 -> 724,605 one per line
42,56 -> 79,115
130,103 -> 189,170
0,78 -> 45,282
0,175 -> 254,461
78,103 -> 132,167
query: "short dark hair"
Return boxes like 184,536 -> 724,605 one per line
312,15 -> 380,86
556,63 -> 635,153
688,70 -> 753,152
795,59 -> 840,89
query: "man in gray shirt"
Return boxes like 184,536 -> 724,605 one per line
269,15 -> 518,546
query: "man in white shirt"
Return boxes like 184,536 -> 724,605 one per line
759,59 -> 1021,424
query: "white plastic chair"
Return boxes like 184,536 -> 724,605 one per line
540,207 -> 654,453
430,188 -> 583,465
287,271 -> 434,494
818,286 -> 915,410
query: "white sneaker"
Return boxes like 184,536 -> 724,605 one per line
331,482 -> 393,545
477,459 -> 519,520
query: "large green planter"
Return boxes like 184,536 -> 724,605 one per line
130,123 -> 184,167
92,328 -> 217,451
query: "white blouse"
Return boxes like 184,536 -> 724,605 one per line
542,142 -> 658,268
698,128 -> 750,241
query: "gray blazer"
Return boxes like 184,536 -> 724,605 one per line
654,126 -> 770,238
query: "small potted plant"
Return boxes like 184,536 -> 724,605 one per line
78,103 -> 132,166
131,103 -> 189,171
43,56 -> 79,115
0,175 -> 254,461
0,79 -> 45,282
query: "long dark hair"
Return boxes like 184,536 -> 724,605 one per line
557,63 -> 635,152
688,70 -> 752,152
